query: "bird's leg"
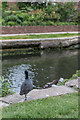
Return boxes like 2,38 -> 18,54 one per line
25,94 -> 27,101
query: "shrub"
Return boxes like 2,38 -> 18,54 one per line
48,21 -> 55,25
5,15 -> 17,22
22,21 -> 29,26
4,11 -> 12,15
2,19 -> 5,25
8,21 -> 17,26
69,22 -> 78,25
41,21 -> 47,26
9,3 -> 19,11
17,2 -> 29,10
45,5 -> 54,14
0,76 -> 13,97
4,15 -> 22,26
16,13 -> 28,21
2,2 -> 78,26
2,2 -> 8,11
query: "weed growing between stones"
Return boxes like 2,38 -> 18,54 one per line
0,76 -> 13,97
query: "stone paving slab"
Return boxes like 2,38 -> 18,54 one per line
0,101 -> 9,108
65,77 -> 80,89
0,85 -> 77,107
27,85 -> 77,101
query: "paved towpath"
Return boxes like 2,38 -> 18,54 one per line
0,85 -> 77,108
0,31 -> 79,36
0,36 -> 79,43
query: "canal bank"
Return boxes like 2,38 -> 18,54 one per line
1,36 -> 80,49
0,77 -> 79,107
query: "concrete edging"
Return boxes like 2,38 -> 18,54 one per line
1,36 -> 80,49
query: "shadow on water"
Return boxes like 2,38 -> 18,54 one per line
2,48 -> 80,92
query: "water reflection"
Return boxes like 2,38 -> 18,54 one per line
2,49 -> 80,92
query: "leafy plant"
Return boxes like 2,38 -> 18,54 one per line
8,21 -> 17,26
56,2 -> 76,22
9,3 -> 19,11
0,76 -> 12,97
2,2 -> 8,11
2,2 -> 78,26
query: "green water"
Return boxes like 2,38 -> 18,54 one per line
2,49 -> 80,92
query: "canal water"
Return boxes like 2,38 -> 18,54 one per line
2,49 -> 80,92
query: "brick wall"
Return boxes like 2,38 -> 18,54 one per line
2,25 -> 79,34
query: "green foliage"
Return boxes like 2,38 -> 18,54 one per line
55,2 -> 76,22
72,70 -> 80,79
45,5 -> 54,14
2,19 -> 6,26
9,4 -> 19,11
8,21 -> 17,26
16,13 -> 28,21
2,93 -> 78,118
6,15 -> 21,22
2,2 -> 79,26
2,2 -> 8,11
17,2 -> 31,10
0,76 -> 12,97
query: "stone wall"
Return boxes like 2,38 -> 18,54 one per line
2,25 -> 79,34
2,36 -> 79,49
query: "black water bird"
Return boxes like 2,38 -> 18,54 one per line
20,71 -> 33,100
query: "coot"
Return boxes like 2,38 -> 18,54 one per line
20,71 -> 33,100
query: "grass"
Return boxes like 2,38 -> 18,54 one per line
2,92 -> 78,118
1,33 -> 80,40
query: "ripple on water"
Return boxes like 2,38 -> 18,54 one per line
2,49 -> 80,92
6,64 -> 34,92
